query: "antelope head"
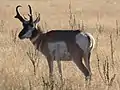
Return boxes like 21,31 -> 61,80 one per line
14,5 -> 40,39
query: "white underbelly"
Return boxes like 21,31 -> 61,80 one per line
48,41 -> 71,60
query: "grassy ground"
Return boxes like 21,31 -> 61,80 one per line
0,0 -> 120,90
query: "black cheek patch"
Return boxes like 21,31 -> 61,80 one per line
18,29 -> 27,39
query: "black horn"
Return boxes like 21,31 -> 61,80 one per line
28,5 -> 33,23
14,5 -> 25,22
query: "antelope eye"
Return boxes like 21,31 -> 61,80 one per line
29,24 -> 33,27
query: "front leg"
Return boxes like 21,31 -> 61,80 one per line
57,60 -> 63,81
46,56 -> 54,81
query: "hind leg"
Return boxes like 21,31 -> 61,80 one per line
83,52 -> 92,80
84,52 -> 91,74
67,43 -> 90,80
73,55 -> 90,80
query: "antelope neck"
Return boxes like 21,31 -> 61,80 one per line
30,29 -> 43,49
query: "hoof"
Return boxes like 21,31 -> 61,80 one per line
85,75 -> 91,81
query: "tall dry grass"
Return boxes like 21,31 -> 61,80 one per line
0,1 -> 120,90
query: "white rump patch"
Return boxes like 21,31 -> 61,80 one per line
76,32 -> 89,54
48,42 -> 71,60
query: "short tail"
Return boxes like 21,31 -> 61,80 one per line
86,33 -> 95,51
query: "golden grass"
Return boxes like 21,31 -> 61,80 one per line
0,0 -> 120,90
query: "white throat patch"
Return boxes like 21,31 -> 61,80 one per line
48,41 -> 71,60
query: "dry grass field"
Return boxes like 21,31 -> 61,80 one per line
0,0 -> 120,90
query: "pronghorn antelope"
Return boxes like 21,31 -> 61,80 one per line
14,5 -> 95,81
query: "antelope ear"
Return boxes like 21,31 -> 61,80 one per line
34,13 -> 40,24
